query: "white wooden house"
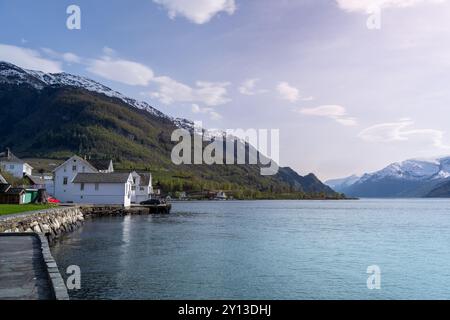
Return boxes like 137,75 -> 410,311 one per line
0,149 -> 33,178
53,155 -> 98,202
130,171 -> 153,204
72,172 -> 133,207
53,155 -> 152,207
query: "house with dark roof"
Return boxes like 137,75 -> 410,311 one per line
131,171 -> 153,203
88,159 -> 114,173
24,175 -> 47,189
52,154 -> 152,206
0,184 -> 26,204
0,148 -> 33,178
71,172 -> 133,207
53,155 -> 99,202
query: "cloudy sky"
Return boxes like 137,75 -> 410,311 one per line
1,0 -> 450,180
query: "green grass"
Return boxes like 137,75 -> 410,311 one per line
0,204 -> 56,216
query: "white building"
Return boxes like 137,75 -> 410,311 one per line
72,172 -> 133,207
131,171 -> 153,204
0,149 -> 33,178
53,155 -> 152,207
215,191 -> 227,200
53,155 -> 98,202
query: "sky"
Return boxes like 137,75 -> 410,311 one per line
1,0 -> 450,180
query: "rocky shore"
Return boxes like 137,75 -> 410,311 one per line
0,205 -> 170,245
0,207 -> 84,244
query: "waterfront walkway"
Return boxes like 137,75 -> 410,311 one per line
0,234 -> 54,300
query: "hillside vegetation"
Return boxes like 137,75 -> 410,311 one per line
0,63 -> 342,199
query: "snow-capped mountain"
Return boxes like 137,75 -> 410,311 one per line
0,61 -> 337,196
358,159 -> 442,182
0,61 -> 272,150
330,157 -> 450,197
0,61 -> 194,129
0,62 -> 264,143
325,175 -> 360,189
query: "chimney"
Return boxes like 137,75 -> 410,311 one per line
6,147 -> 10,158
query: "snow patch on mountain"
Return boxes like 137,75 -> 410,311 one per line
0,61 -> 188,125
325,175 -> 360,189
336,157 -> 450,189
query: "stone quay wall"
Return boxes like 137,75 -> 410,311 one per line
0,207 -> 84,244
0,205 -> 167,244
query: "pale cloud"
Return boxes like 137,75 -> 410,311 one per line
192,103 -> 212,113
239,78 -> 266,96
191,104 -> 222,120
41,48 -> 81,64
151,77 -> 231,106
277,81 -> 300,103
85,48 -> 231,106
298,105 -> 358,126
153,0 -> 236,24
209,111 -> 223,120
5,44 -> 231,112
358,119 -> 450,148
87,56 -> 154,86
0,44 -> 62,73
62,52 -> 81,63
102,46 -> 116,56
336,0 -> 446,12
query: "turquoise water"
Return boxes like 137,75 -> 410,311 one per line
51,199 -> 450,300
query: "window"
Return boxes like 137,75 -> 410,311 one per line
63,177 -> 68,185
95,183 -> 99,191
9,164 -> 14,169
80,183 -> 84,191
72,165 -> 77,172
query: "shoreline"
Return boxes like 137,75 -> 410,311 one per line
0,232 -> 69,300
0,204 -> 174,300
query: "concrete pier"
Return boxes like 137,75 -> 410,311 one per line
0,233 -> 68,300
0,204 -> 172,300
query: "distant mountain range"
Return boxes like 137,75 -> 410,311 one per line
326,157 -> 450,198
0,61 -> 338,198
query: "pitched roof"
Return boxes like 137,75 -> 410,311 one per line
6,187 -> 25,195
53,155 -> 98,173
89,159 -> 112,171
138,173 -> 151,186
26,175 -> 46,185
72,173 -> 131,184
0,173 -> 7,184
0,149 -> 24,164
0,183 -> 11,193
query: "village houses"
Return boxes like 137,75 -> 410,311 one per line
0,150 -> 154,207
0,148 -> 33,178
52,155 -> 153,207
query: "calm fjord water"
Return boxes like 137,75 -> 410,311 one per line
52,199 -> 450,299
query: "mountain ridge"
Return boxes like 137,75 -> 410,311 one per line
0,61 -> 340,199
327,157 -> 450,198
